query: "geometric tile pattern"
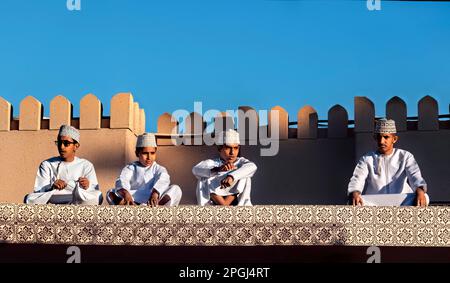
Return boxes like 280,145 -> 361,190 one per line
0,204 -> 449,246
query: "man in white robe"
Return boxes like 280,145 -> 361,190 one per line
193,129 -> 257,206
348,118 -> 429,206
26,125 -> 102,205
107,133 -> 182,206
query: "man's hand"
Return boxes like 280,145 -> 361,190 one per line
220,175 -> 235,189
219,163 -> 237,172
416,187 -> 427,207
211,163 -> 237,174
148,190 -> 160,207
118,189 -> 135,205
78,177 -> 89,190
52,179 -> 67,191
351,191 -> 363,206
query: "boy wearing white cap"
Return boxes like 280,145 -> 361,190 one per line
26,125 -> 102,205
348,118 -> 429,207
192,129 -> 257,206
107,133 -> 182,206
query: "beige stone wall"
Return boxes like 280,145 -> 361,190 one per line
0,93 -> 145,203
0,129 -> 139,203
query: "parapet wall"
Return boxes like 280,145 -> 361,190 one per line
1,204 -> 449,247
0,94 -> 449,204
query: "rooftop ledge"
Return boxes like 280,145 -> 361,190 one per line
0,204 -> 448,247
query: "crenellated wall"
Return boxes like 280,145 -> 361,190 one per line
0,94 -> 449,205
154,95 -> 450,205
0,93 -> 145,203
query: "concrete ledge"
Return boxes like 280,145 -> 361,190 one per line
0,204 -> 448,247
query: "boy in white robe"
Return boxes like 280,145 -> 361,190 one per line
107,133 -> 182,206
193,129 -> 257,206
26,125 -> 102,205
348,118 -> 429,207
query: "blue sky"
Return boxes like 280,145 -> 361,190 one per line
0,0 -> 449,131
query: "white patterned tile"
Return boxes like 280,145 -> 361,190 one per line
135,227 -> 154,245
395,207 -> 414,225
395,227 -> 414,246
295,226 -> 313,245
154,226 -> 175,245
0,224 -> 15,242
315,226 -> 334,245
176,207 -> 195,224
0,204 -> 15,222
274,206 -> 295,224
355,226 -> 374,245
196,226 -> 215,245
236,226 -> 254,245
255,206 -> 274,224
375,226 -> 394,245
175,226 -> 196,245
36,205 -> 57,223
55,225 -> 75,244
355,207 -> 374,225
155,207 -> 174,224
195,207 -> 214,225
295,207 -> 313,224
335,227 -> 353,245
436,227 -> 450,246
236,207 -> 254,225
16,205 -> 34,223
417,208 -> 434,225
216,207 -> 235,224
316,207 -> 334,224
255,226 -> 273,245
375,207 -> 394,225
417,227 -> 435,246
336,207 -> 354,225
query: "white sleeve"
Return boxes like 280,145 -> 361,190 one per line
192,159 -> 217,179
347,156 -> 369,195
33,161 -> 53,193
115,165 -> 134,192
153,166 -> 171,196
405,153 -> 427,192
83,161 -> 99,191
228,158 -> 257,181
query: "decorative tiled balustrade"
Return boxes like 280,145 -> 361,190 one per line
0,204 -> 449,247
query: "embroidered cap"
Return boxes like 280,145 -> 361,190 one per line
58,125 -> 80,143
217,129 -> 240,146
136,133 -> 157,148
374,118 -> 397,134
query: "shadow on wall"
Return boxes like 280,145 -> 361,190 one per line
157,139 -> 355,205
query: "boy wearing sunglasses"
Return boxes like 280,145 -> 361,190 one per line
25,125 -> 102,205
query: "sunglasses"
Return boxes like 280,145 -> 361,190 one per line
55,140 -> 77,147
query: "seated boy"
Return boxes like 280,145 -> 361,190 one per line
348,118 -> 429,206
192,129 -> 257,206
107,133 -> 182,206
26,125 -> 102,205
